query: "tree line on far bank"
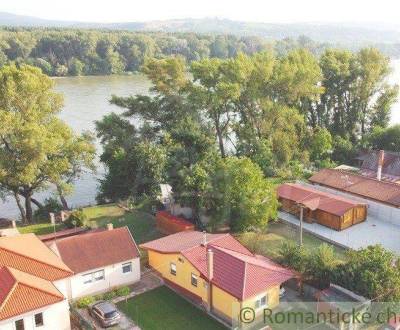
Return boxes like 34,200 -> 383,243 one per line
0,27 -> 340,76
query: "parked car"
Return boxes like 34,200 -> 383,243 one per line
382,316 -> 400,330
89,301 -> 121,327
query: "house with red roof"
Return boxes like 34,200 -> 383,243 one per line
140,231 -> 296,325
49,225 -> 141,299
0,233 -> 73,330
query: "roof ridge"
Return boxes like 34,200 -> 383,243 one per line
322,168 -> 400,187
209,234 -> 254,256
0,246 -> 72,277
18,281 -> 64,300
242,261 -> 247,301
0,267 -> 17,314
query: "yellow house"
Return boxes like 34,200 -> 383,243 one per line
140,231 -> 296,325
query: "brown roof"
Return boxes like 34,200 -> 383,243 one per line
52,227 -> 140,273
0,234 -> 73,281
38,227 -> 92,242
140,231 -> 296,300
309,169 -> 400,207
0,266 -> 64,321
359,150 -> 400,181
277,183 -> 366,216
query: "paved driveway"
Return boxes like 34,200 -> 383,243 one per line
77,307 -> 139,330
279,211 -> 400,253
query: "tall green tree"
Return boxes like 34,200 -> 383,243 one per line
0,64 -> 95,222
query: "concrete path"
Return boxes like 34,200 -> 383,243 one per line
279,211 -> 400,254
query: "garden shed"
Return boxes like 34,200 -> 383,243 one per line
277,183 -> 367,231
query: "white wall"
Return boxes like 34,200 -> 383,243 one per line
70,258 -> 140,299
303,181 -> 400,226
0,300 -> 70,330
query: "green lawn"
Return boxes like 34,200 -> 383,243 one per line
83,204 -> 163,244
117,286 -> 227,330
17,222 -> 64,235
237,220 -> 347,261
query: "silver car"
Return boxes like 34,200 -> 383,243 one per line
89,301 -> 121,328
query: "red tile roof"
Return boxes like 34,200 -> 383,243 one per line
38,227 -> 92,242
52,227 -> 140,273
0,266 -> 64,321
309,169 -> 400,207
0,234 -> 73,281
277,183 -> 366,216
140,231 -> 296,300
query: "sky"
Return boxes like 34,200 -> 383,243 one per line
1,0 -> 400,24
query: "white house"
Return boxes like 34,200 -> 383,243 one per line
0,234 -> 73,330
0,225 -> 141,330
49,225 -> 141,299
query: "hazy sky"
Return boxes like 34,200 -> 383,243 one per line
1,0 -> 400,24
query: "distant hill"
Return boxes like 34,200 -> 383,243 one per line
1,12 -> 400,45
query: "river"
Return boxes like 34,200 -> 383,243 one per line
1,61 -> 400,219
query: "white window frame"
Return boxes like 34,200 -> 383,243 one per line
15,318 -> 24,330
191,273 -> 198,287
170,262 -> 177,276
82,269 -> 105,284
122,262 -> 132,274
254,294 -> 268,310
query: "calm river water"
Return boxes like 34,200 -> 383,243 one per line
1,61 -> 400,219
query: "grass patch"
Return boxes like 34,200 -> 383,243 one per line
117,286 -> 227,330
237,220 -> 347,262
17,222 -> 64,235
83,204 -> 162,244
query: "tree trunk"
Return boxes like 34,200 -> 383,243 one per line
24,192 -> 34,224
13,192 -> 27,224
31,197 -> 44,209
215,123 -> 226,158
57,185 -> 69,210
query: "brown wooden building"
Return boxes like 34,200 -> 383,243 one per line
277,183 -> 367,231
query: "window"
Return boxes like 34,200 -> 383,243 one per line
15,319 -> 24,330
255,295 -> 268,309
122,262 -> 132,273
94,270 -> 105,281
82,270 -> 105,284
34,313 -> 44,327
191,273 -> 198,287
83,273 -> 92,284
170,263 -> 176,276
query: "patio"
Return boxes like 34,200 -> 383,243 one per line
279,211 -> 400,254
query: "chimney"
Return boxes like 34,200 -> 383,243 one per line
107,223 -> 114,231
49,213 -> 55,224
377,150 -> 384,181
207,249 -> 214,281
202,231 -> 207,246
206,248 -> 214,312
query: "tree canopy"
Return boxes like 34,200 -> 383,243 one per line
0,64 -> 95,222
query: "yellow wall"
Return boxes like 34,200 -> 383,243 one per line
212,284 -> 240,322
148,250 -> 281,323
212,283 -> 280,322
241,286 -> 280,314
147,250 -> 208,301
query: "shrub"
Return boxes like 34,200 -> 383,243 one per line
34,197 -> 63,222
115,286 -> 130,297
93,293 -> 104,301
64,209 -> 88,228
77,296 -> 95,308
103,291 -> 116,300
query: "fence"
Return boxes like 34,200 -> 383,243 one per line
70,305 -> 94,330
